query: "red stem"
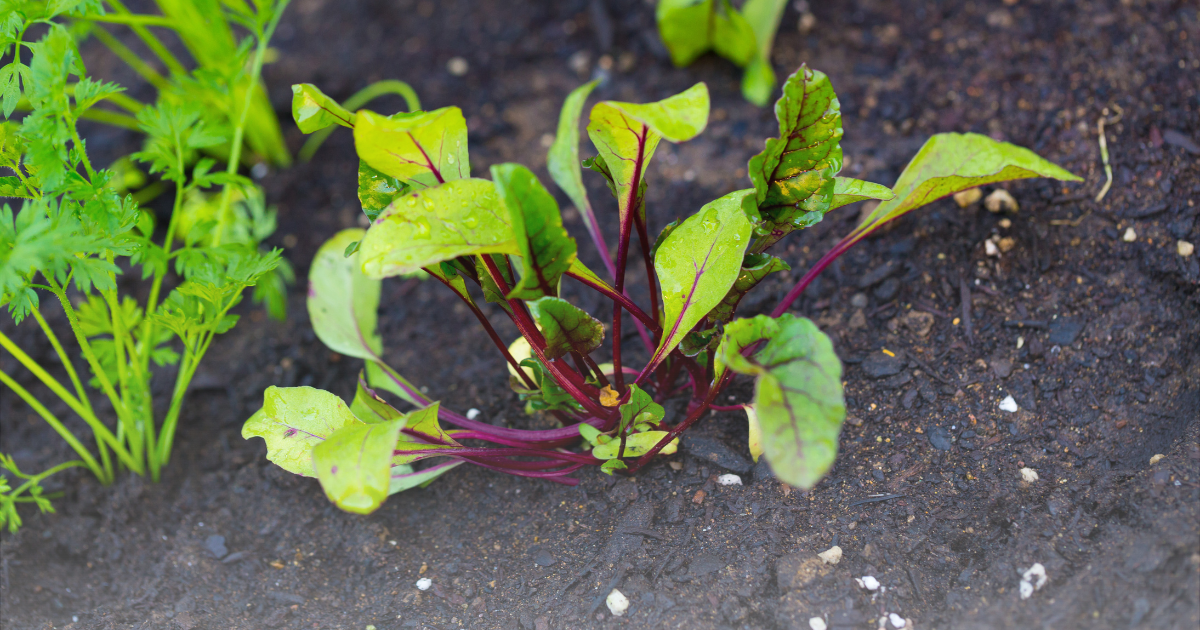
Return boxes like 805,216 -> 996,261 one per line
632,209 -> 661,346
610,124 -> 649,393
770,232 -> 861,318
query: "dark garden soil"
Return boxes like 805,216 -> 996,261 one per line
3,1 -> 1199,628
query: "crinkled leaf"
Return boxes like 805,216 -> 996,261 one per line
308,228 -> 382,360
526,296 -> 604,360
358,178 -> 516,278
547,79 -> 603,243
708,252 -> 790,324
313,416 -> 405,514
716,314 -> 844,488
491,163 -> 576,300
854,133 -> 1082,237
618,384 -> 664,433
747,66 -> 842,250
292,83 -> 355,134
587,84 -> 709,226
242,386 -> 362,477
680,328 -> 720,358
650,189 -> 757,370
358,159 -> 410,222
828,177 -> 895,211
353,107 -> 468,190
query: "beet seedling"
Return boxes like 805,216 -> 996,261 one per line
244,66 -> 1079,514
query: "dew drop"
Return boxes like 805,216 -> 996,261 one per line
412,217 -> 432,238
462,216 -> 478,228
700,208 -> 720,231
446,154 -> 455,164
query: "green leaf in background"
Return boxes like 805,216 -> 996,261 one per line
649,189 -> 757,371
708,252 -> 790,324
358,178 -> 517,278
828,177 -> 895,212
527,297 -> 604,360
586,83 -> 709,226
853,132 -> 1083,238
242,386 -> 362,477
657,0 -> 756,67
365,360 -> 429,409
740,0 -> 788,105
716,314 -> 844,489
307,228 -> 382,360
491,163 -> 577,300
292,83 -> 355,134
358,159 -> 410,222
618,384 -> 664,433
747,66 -> 843,251
354,107 -> 469,190
312,416 -> 405,514
547,79 -> 609,269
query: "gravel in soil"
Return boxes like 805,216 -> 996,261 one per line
3,1 -> 1198,629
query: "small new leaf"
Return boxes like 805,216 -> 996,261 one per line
292,83 -> 355,134
313,416 -> 404,514
526,297 -> 604,360
354,107 -> 469,190
242,386 -> 363,477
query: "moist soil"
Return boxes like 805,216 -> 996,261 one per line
2,1 -> 1198,628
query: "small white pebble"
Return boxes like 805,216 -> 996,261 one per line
1019,562 -> 1048,600
1122,227 -> 1137,242
1019,579 -> 1035,599
818,545 -> 843,565
855,575 -> 880,591
1179,240 -> 1195,257
606,588 -> 630,616
985,239 -> 1000,257
890,613 -> 907,628
416,578 -> 432,591
998,395 -> 1019,413
1149,454 -> 1165,465
808,618 -> 827,630
446,57 -> 469,76
466,408 -> 482,420
953,187 -> 982,207
1020,467 -> 1039,483
717,474 -> 743,486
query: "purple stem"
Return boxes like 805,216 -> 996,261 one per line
771,232 -> 861,318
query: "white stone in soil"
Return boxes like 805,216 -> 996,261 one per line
416,578 -> 432,591
717,474 -> 743,486
855,575 -> 881,591
818,545 -> 843,565
466,408 -> 482,420
1019,562 -> 1047,599
808,618 -> 827,630
1020,468 -> 1039,483
890,612 -> 907,628
606,588 -> 630,616
998,395 -> 1019,412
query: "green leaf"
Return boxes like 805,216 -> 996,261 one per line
656,0 -> 756,67
292,83 -> 355,134
307,228 -> 382,360
242,386 -> 362,477
491,163 -> 576,300
649,189 -> 757,370
390,460 -> 462,494
708,252 -> 790,324
715,314 -> 844,488
474,253 -> 515,312
547,79 -> 602,239
313,416 -> 405,514
600,459 -> 627,475
854,132 -> 1083,237
357,178 -> 517,279
618,384 -> 664,433
828,177 -> 895,211
747,66 -> 843,251
350,374 -> 405,424
593,431 -> 675,460
526,297 -> 604,360
398,403 -> 460,447
353,107 -> 469,190
365,360 -> 429,409
740,0 -> 788,105
586,83 -> 709,226
424,260 -> 473,303
358,159 -> 410,222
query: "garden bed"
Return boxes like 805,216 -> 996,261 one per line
2,1 -> 1197,628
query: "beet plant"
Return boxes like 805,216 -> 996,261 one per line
244,66 -> 1079,515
